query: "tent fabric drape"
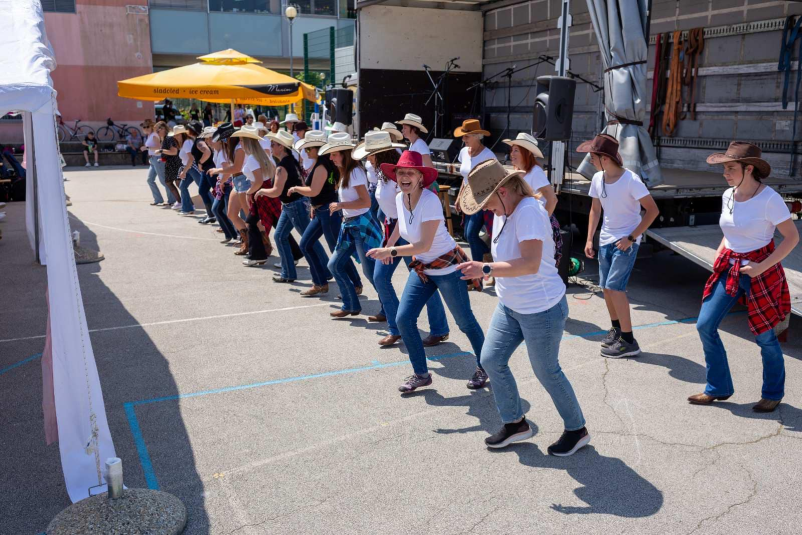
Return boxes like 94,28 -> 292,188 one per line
578,0 -> 663,186
4,0 -> 117,503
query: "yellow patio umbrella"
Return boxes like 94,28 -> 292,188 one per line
196,49 -> 261,65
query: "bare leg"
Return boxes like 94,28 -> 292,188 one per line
606,289 -> 632,332
83,151 -> 89,164
227,189 -> 246,231
94,151 -> 99,165
603,289 -> 619,322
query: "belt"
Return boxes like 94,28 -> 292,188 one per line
343,216 -> 357,223
232,173 -> 245,179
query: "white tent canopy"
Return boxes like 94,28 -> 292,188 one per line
1,0 -> 116,503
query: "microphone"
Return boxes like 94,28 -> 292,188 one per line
423,64 -> 431,69
453,63 -> 461,69
450,56 -> 460,62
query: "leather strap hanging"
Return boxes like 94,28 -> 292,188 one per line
649,33 -> 669,137
779,16 -> 802,176
662,31 -> 684,137
681,28 -> 705,121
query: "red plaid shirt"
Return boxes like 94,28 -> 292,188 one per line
252,178 -> 282,230
702,241 -> 791,335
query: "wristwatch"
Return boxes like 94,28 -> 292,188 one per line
390,247 -> 398,257
482,263 -> 493,276
627,235 -> 636,243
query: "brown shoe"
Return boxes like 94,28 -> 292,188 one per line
355,286 -> 363,296
752,398 -> 781,413
235,229 -> 249,256
261,231 -> 273,257
687,393 -> 732,405
422,334 -> 449,347
368,314 -> 387,322
379,334 -> 402,346
330,310 -> 360,318
301,285 -> 329,297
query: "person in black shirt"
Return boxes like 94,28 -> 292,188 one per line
190,104 -> 200,122
82,131 -> 99,167
203,103 -> 214,126
162,99 -> 177,126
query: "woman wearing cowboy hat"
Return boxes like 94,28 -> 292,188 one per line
143,120 -> 171,206
453,119 -> 498,288
581,134 -> 659,359
456,160 -> 589,454
354,132 -> 450,347
367,151 -> 487,393
396,114 -> 433,167
157,124 -> 182,210
323,132 -> 381,317
689,142 -> 798,412
195,125 -> 219,225
504,132 -> 563,267
214,127 -> 250,252
173,123 -> 203,215
205,124 -> 239,243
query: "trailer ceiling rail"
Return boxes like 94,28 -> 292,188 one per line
647,17 -> 787,44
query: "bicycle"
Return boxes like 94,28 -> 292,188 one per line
57,117 -> 95,142
96,118 -> 142,143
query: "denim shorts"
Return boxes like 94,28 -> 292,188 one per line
598,242 -> 639,291
233,174 -> 250,193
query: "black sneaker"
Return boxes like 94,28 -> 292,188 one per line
466,367 -> 489,390
399,374 -> 432,393
485,419 -> 534,449
601,328 -> 620,349
601,337 -> 641,358
547,427 -> 591,457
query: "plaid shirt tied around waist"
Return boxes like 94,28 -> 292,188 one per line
336,213 -> 383,264
408,245 -> 470,284
702,240 -> 791,335
252,177 -> 282,230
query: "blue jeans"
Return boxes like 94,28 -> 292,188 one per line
179,167 -> 201,212
397,269 -> 485,376
328,227 -> 376,312
303,206 -> 361,289
598,242 -> 640,291
373,236 -> 450,337
197,171 -> 215,212
697,268 -> 785,400
276,198 -> 330,282
481,297 -> 586,429
212,185 -> 237,240
465,211 -> 490,261
298,206 -> 334,286
147,155 -> 166,204
369,183 -> 380,221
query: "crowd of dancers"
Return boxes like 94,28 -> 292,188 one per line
139,112 -> 798,453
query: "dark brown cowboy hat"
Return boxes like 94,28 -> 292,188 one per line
706,141 -> 771,177
576,134 -> 623,167
454,119 -> 490,138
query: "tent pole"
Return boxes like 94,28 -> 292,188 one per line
230,99 -> 235,123
31,121 -> 40,265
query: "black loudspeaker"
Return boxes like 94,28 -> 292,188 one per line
557,228 -> 572,285
328,88 -> 353,126
533,76 -> 576,141
429,138 -> 461,163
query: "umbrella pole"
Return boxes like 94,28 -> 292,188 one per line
230,100 -> 235,123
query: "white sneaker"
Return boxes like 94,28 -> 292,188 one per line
171,202 -> 181,210
85,163 -> 91,167
0,202 -> 6,208
94,163 -> 99,167
0,212 -> 6,221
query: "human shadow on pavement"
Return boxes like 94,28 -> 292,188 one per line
709,402 -> 802,433
493,443 -> 664,517
415,388 -> 531,436
627,351 -> 707,384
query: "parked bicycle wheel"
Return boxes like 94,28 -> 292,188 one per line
57,125 -> 68,143
96,126 -> 115,142
124,126 -> 143,141
74,125 -> 95,141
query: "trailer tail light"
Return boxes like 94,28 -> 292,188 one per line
787,200 -> 802,214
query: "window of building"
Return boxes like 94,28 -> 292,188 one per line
42,0 -> 75,13
208,0 -> 275,13
150,0 -> 207,9
313,0 -> 335,16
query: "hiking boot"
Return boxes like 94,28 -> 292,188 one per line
547,427 -> 591,457
485,418 -> 534,449
467,367 -> 489,390
600,337 -> 641,358
399,373 -> 432,393
601,328 -> 621,349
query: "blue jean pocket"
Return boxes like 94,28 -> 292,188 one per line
739,273 -> 752,295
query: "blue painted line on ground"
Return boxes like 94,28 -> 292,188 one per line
0,353 -> 42,377
124,402 -> 160,491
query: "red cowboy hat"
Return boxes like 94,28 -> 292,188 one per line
380,150 -> 439,187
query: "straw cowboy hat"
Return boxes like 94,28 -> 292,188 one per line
576,134 -> 623,166
231,124 -> 264,141
380,122 -> 404,141
280,113 -> 299,125
503,132 -> 544,159
454,118 -> 490,138
325,121 -> 348,133
295,130 -> 327,152
253,121 -> 267,132
352,130 -> 406,161
167,125 -> 189,137
706,141 -> 771,177
199,126 -> 218,139
380,150 -> 439,188
212,122 -> 235,142
396,113 -> 429,134
266,129 -> 295,150
319,132 -> 356,156
459,159 -> 524,215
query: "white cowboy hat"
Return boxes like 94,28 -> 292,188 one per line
396,113 -> 429,134
254,121 -> 267,132
280,113 -> 299,125
266,129 -> 295,150
325,121 -> 348,133
502,132 -> 544,159
167,125 -> 188,137
295,130 -> 327,152
380,122 -> 404,141
199,126 -> 218,139
319,132 -> 356,156
352,130 -> 407,161
231,124 -> 264,141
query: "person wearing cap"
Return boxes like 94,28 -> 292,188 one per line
455,160 -> 589,454
193,123 -> 217,224
689,142 -> 798,413
322,132 -> 380,317
157,125 -> 182,209
367,151 -> 487,393
504,132 -> 562,267
143,120 -> 171,206
580,134 -> 659,358
396,114 -> 433,168
453,119 -> 497,288
206,124 -> 239,243
355,132 -> 450,347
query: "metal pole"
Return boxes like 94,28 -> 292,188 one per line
289,20 -> 294,79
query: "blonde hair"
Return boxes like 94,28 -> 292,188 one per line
502,175 -> 535,199
240,137 -> 276,178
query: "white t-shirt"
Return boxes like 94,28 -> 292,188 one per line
242,154 -> 261,183
397,189 -> 457,276
145,133 -> 160,156
179,139 -> 194,166
300,149 -> 314,171
458,146 -> 497,185
409,138 -> 430,156
376,178 -> 400,219
365,160 -> 379,185
524,166 -> 550,208
721,186 -> 791,253
258,138 -> 270,151
339,167 -> 370,218
588,169 -> 650,246
492,197 -> 565,314
213,149 -> 227,169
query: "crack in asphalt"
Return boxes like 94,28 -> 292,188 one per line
687,462 -> 759,535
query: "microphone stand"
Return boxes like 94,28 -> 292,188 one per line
424,59 -> 459,139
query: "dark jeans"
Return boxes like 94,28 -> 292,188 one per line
328,226 -> 376,312
276,198 -> 329,281
246,209 -> 267,261
302,206 -> 361,289
126,147 -> 148,166
212,185 -> 237,240
197,171 -> 216,214
179,167 -> 201,212
465,210 -> 490,261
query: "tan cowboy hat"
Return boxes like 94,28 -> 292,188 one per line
319,132 -> 356,156
231,124 -> 264,141
706,141 -> 771,177
380,122 -> 404,141
280,113 -> 299,125
503,132 -> 544,159
352,130 -> 407,161
396,113 -> 429,134
266,129 -> 295,150
167,125 -> 188,137
295,130 -> 327,152
459,159 -> 524,215
454,118 -> 490,138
